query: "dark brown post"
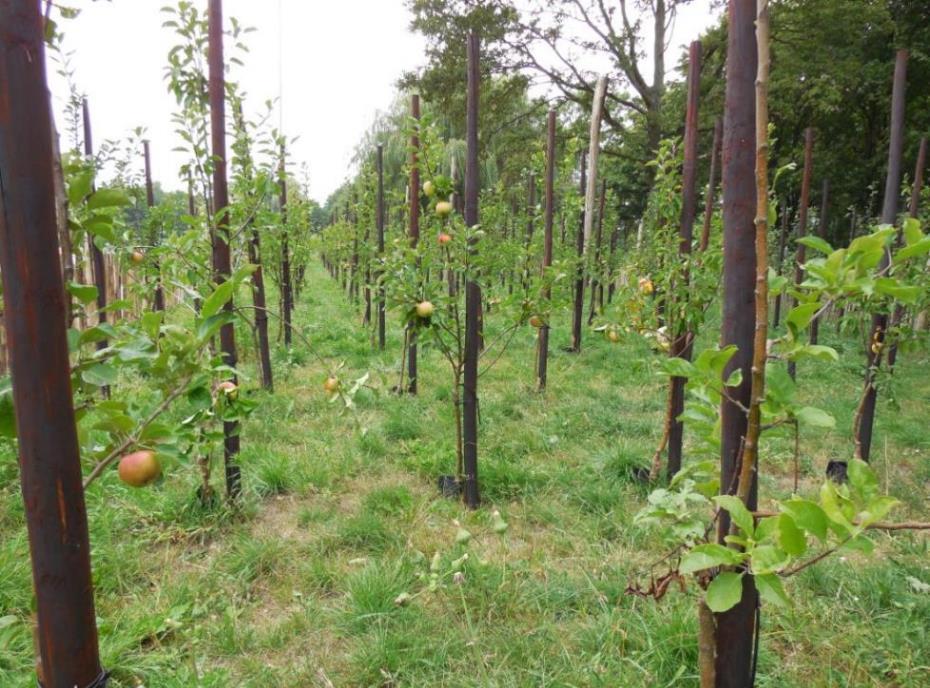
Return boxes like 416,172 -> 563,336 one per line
407,94 -> 421,394
462,33 -> 481,509
809,178 -> 829,344
82,98 -> 108,352
0,4 -> 105,685
209,0 -> 241,497
887,136 -> 927,371
787,127 -> 814,379
667,41 -> 702,480
856,49 -> 908,462
279,143 -> 293,348
570,150 -> 587,352
537,109 -> 556,391
143,140 -> 166,312
587,179 -> 607,324
715,2 -> 758,685
377,144 -> 386,349
699,117 -> 723,252
772,201 -> 791,328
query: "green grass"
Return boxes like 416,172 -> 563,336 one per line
0,260 -> 928,687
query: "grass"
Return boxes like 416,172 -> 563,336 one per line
0,259 -> 928,687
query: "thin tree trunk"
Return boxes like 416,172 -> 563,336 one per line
407,94 -> 421,394
787,127 -> 814,379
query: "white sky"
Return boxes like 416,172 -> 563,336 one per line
47,0 -> 719,204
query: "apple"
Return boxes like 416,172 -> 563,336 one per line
435,200 -> 453,217
215,380 -> 238,400
606,329 -> 620,343
423,180 -> 436,197
438,232 -> 452,245
323,376 -> 340,394
416,300 -> 435,319
638,277 -> 654,296
118,450 -> 161,487
528,315 -> 545,328
130,250 -> 145,264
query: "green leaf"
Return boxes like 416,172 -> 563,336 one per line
0,378 -> 16,438
67,170 -> 93,206
777,514 -> 807,557
751,544 -> 791,575
874,278 -> 920,304
797,236 -> 833,255
81,363 -> 118,387
714,495 -> 755,537
786,303 -> 821,333
794,406 -> 835,428
201,281 -> 235,318
847,459 -> 878,501
67,282 -> 98,305
791,345 -> 839,362
660,357 -> 697,378
780,499 -> 829,542
902,217 -> 923,246
87,188 -> 131,210
705,572 -> 744,613
895,237 -> 930,261
680,543 -> 745,575
756,573 -> 790,606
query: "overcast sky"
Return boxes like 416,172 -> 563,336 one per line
47,0 -> 719,204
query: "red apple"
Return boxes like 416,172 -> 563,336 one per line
118,450 -> 161,487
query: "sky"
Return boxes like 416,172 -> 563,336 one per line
47,0 -> 719,204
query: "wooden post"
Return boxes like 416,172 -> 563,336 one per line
787,126 -> 814,380
713,2 -> 758,685
279,143 -> 293,348
462,33 -> 481,509
667,41 -> 702,480
0,4 -> 105,685
209,0 -> 241,497
143,140 -> 165,312
570,150 -> 587,352
407,94 -> 421,394
887,136 -> 927,371
699,117 -> 723,252
82,98 -> 109,353
377,144 -> 386,350
809,178 -> 829,344
537,109 -> 556,391
855,49 -> 908,462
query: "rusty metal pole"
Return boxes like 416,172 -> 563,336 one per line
787,127 -> 814,379
857,49 -> 908,462
699,117 -> 723,252
279,143 -> 293,348
377,144 -> 387,350
715,2 -> 758,685
209,0 -> 241,497
462,32 -> 482,509
887,136 -> 927,372
407,95 -> 421,394
0,4 -> 105,686
82,98 -> 108,352
143,140 -> 165,312
537,109 -> 557,391
667,41 -> 702,481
